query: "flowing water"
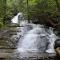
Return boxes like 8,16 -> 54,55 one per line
11,13 -> 58,58
11,12 -> 23,23
16,23 -> 57,57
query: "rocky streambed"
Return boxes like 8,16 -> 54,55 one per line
0,26 -> 59,60
0,26 -> 19,48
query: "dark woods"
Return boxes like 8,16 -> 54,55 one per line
0,0 -> 60,32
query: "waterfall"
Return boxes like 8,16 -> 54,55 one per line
11,12 -> 22,23
12,13 -> 58,58
17,23 -> 57,53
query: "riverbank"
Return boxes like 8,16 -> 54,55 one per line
0,26 -> 18,48
0,52 -> 56,60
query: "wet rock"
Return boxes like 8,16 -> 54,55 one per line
32,15 -> 58,27
54,39 -> 60,49
54,39 -> 60,57
55,47 -> 60,56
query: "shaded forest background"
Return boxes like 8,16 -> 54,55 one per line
0,0 -> 60,34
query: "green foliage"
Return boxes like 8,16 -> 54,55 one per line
0,0 -> 6,28
0,0 -> 60,27
27,0 -> 60,20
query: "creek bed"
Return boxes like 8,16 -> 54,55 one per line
0,26 -> 58,60
0,51 -> 56,60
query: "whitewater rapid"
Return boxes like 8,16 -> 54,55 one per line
11,13 -> 58,58
11,13 -> 58,53
17,23 -> 57,53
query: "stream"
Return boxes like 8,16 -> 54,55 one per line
0,13 -> 58,60
11,13 -> 58,59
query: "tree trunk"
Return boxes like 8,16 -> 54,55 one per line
27,0 -> 30,23
55,0 -> 60,12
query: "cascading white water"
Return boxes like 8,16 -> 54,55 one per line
12,13 -> 58,58
17,23 -> 57,53
11,12 -> 22,23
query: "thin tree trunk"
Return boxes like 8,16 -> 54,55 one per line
1,0 -> 6,24
27,0 -> 30,23
55,0 -> 60,12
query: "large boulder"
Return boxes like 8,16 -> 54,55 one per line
54,39 -> 60,49
54,39 -> 60,57
32,15 -> 58,27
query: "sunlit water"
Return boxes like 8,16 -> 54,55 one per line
11,12 -> 22,23
11,13 -> 58,58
